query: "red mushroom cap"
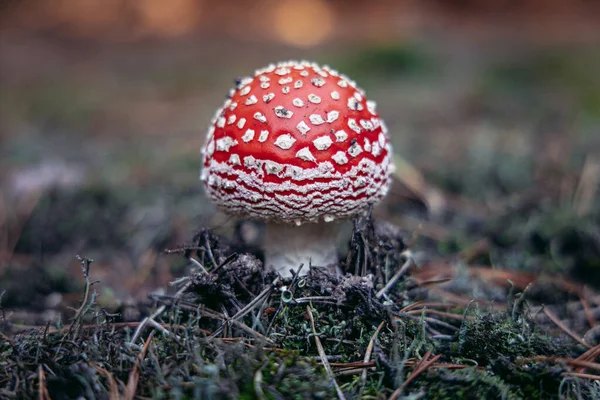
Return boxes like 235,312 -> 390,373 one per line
201,61 -> 393,224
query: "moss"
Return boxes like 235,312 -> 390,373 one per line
415,368 -> 522,400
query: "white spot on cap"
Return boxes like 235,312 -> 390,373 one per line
258,130 -> 269,142
296,147 -> 316,162
331,91 -> 340,100
292,98 -> 304,107
367,100 -> 377,115
278,77 -> 293,85
311,77 -> 325,87
332,151 -> 348,165
360,119 -> 374,131
239,77 -> 253,86
274,133 -> 296,149
324,215 -> 335,222
206,140 -> 215,157
334,130 -> 348,142
337,79 -> 348,88
265,160 -> 284,175
245,95 -> 258,105
217,117 -> 225,128
327,110 -> 339,123
371,141 -> 381,156
275,67 -> 290,76
309,114 -> 325,125
229,102 -> 238,110
354,92 -> 363,101
348,118 -> 362,134
348,142 -> 363,157
229,154 -> 241,165
227,115 -> 236,125
254,112 -> 267,123
274,106 -> 293,118
216,136 -> 238,152
242,129 -> 255,142
347,97 -> 362,111
259,75 -> 270,82
260,82 -> 270,89
294,80 -> 303,89
237,118 -> 246,129
378,132 -> 386,148
282,86 -> 290,94
363,138 -> 372,152
300,70 -> 309,77
243,155 -> 256,167
240,86 -> 251,96
263,93 -> 275,103
308,94 -> 321,104
313,136 -> 333,150
297,121 -> 310,135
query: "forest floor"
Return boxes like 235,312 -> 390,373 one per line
1,28 -> 600,399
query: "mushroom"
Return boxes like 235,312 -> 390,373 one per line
201,61 -> 393,278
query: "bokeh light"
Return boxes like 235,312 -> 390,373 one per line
271,0 -> 334,47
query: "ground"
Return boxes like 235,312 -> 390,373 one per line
1,6 -> 600,399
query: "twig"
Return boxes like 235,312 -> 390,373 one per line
543,307 -> 591,349
306,305 -> 346,400
209,277 -> 279,339
129,279 -> 193,345
188,257 -> 207,274
387,351 -> 441,400
376,251 -> 415,299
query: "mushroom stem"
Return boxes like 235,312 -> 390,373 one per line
263,221 -> 340,278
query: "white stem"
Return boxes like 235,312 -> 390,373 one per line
263,221 -> 340,278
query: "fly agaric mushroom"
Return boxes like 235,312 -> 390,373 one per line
201,61 -> 393,278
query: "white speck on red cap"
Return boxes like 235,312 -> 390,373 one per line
297,121 -> 310,135
292,98 -> 304,107
201,60 -> 393,223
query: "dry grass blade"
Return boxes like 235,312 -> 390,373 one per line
516,356 -> 600,372
91,364 -> 120,400
406,308 -> 468,321
387,351 -> 441,400
253,366 -> 267,400
38,365 -> 51,400
306,305 -> 346,400
575,344 -> 600,374
543,307 -> 591,348
124,334 -> 153,400
361,321 -> 385,389
414,277 -> 453,289
563,372 -> 600,380
579,287 -> 597,328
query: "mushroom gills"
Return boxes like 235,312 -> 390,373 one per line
263,221 -> 341,278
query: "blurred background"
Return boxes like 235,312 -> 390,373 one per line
1,0 -> 599,324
